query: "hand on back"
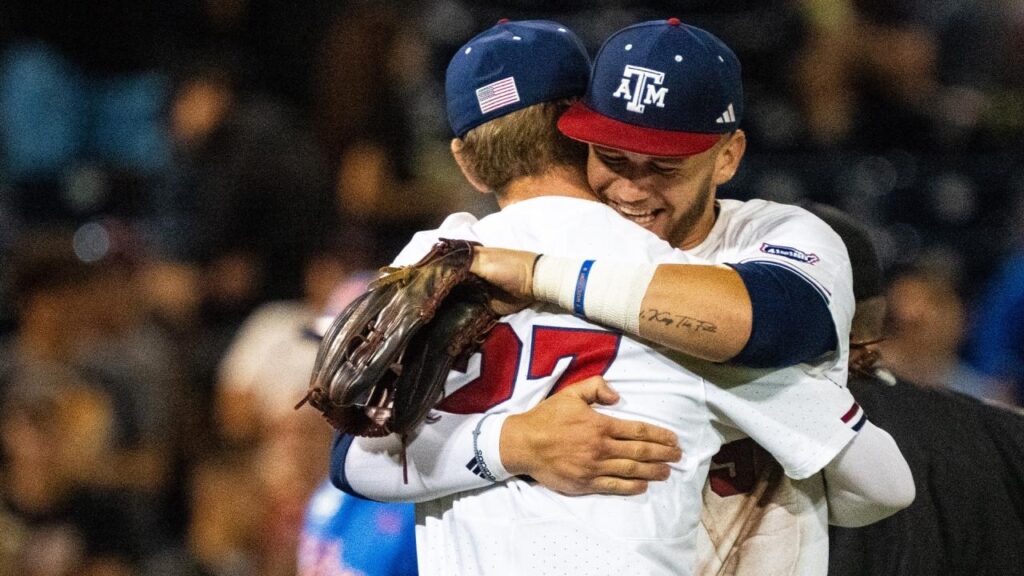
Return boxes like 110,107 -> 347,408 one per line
499,375 -> 682,496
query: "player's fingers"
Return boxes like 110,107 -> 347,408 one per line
595,459 -> 672,482
470,247 -> 537,298
606,417 -> 678,447
587,476 -> 650,496
568,375 -> 620,406
603,439 -> 682,464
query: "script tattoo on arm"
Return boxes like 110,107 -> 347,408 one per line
639,308 -> 717,333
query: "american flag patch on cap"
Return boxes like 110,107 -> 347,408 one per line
476,76 -> 520,114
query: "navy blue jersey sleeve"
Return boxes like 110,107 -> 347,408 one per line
728,262 -> 838,368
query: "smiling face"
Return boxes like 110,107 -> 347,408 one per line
585,130 -> 746,249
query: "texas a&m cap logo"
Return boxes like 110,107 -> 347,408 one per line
613,65 -> 668,114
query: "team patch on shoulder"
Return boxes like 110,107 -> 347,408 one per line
759,243 -> 819,264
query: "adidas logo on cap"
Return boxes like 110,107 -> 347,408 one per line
715,103 -> 736,124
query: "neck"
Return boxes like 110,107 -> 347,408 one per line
676,198 -> 719,250
496,166 -> 596,209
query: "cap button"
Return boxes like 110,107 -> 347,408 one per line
667,17 -> 681,26
497,18 -> 510,24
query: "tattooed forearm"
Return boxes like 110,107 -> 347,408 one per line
639,308 -> 717,333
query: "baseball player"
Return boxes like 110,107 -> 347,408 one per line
331,19 -> 911,576
465,18 -> 915,532
460,18 -> 914,572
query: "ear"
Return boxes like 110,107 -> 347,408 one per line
851,296 -> 887,344
450,138 -> 491,194
712,130 -> 746,186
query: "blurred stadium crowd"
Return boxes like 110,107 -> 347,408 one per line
1,1 -> 1023,575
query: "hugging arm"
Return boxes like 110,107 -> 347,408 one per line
330,376 -> 682,501
472,249 -> 838,367
822,420 -> 915,527
331,411 -> 496,503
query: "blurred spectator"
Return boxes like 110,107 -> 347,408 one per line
0,0 -> 173,224
793,0 -> 1009,150
145,63 -> 342,440
313,1 -> 421,183
193,238 -> 367,576
215,250 -> 345,445
964,248 -> 1024,406
795,0 -> 938,147
161,62 -> 338,303
314,1 -> 479,260
0,363 -> 142,576
74,231 -> 179,493
188,453 -> 261,576
825,204 -> 1024,576
298,480 -> 417,576
1,226 -> 196,572
880,265 -> 1006,402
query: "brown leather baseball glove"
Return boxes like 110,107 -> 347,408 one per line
297,239 -> 499,439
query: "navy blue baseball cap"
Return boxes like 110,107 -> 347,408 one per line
446,20 -> 591,138
559,18 -> 743,157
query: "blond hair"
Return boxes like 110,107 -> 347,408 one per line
458,99 -> 587,194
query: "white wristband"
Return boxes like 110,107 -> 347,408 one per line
532,256 -> 657,335
585,260 -> 658,335
532,255 -> 581,313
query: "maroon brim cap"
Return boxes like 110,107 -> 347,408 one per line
557,101 -> 722,157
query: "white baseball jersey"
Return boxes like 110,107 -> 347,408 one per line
681,198 -> 860,576
683,198 -> 859,480
340,196 -> 861,576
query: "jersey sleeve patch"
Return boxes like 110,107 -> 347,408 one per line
759,242 -> 820,265
840,402 -> 868,432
